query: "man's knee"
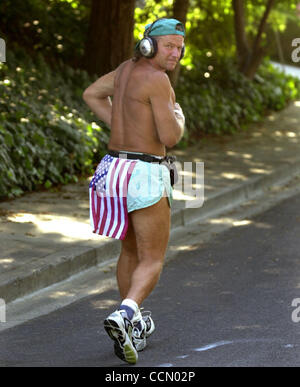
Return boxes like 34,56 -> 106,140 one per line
137,250 -> 165,268
122,222 -> 137,255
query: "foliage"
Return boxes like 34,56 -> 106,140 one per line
1,0 -> 300,198
175,55 -> 300,144
0,0 -> 90,67
134,0 -> 300,71
0,48 -> 108,199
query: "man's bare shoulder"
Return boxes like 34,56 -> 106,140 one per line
147,69 -> 170,84
117,59 -> 134,71
143,69 -> 172,97
114,60 -> 134,82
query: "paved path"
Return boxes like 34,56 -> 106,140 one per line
0,191 -> 299,367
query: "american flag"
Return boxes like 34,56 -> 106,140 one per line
89,154 -> 137,240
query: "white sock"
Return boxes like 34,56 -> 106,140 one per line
121,298 -> 139,314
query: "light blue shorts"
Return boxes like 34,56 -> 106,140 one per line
127,160 -> 173,213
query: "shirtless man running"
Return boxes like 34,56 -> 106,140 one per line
83,18 -> 185,364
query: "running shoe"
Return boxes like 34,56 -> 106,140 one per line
104,310 -> 138,364
132,312 -> 155,352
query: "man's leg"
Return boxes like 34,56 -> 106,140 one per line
104,196 -> 170,364
125,196 -> 171,306
117,218 -> 138,299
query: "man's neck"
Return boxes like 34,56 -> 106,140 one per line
141,57 -> 166,72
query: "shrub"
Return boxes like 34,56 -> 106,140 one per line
175,56 -> 300,145
0,49 -> 108,199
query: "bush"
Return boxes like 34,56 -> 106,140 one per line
0,0 -> 89,68
175,56 -> 300,144
0,49 -> 108,199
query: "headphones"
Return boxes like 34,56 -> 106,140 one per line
138,18 -> 185,60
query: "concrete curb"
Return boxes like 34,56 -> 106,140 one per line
2,158 -> 300,304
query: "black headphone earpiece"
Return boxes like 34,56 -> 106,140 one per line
180,44 -> 185,60
138,18 -> 185,60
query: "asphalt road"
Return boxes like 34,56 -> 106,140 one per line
0,192 -> 300,368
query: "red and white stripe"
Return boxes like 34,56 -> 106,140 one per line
89,157 -> 137,240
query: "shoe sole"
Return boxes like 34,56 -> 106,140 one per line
104,318 -> 138,364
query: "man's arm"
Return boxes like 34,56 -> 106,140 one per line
149,72 -> 185,148
82,70 -> 116,127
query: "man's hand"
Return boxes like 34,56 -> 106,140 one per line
174,102 -> 185,133
174,102 -> 185,123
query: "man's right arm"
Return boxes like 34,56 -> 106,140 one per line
82,70 -> 116,127
149,72 -> 185,148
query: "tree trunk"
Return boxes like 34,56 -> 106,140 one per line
232,0 -> 251,70
232,0 -> 276,79
84,0 -> 135,76
168,0 -> 190,87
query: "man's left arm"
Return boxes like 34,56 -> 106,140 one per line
83,70 -> 116,127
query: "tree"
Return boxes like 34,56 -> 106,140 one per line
232,0 -> 276,79
169,0 -> 190,87
84,0 -> 135,76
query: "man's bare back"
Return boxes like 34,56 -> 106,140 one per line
109,59 -> 175,157
83,34 -> 185,157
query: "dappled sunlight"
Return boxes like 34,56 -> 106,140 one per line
249,168 -> 271,175
221,172 -> 247,181
173,188 -> 203,202
6,212 -> 100,241
90,299 -> 118,310
44,277 -> 118,304
209,217 -> 252,227
208,216 -> 275,230
242,153 -> 252,159
50,291 -> 75,299
232,220 -> 252,227
294,101 -> 300,107
0,258 -> 15,269
169,244 -> 199,252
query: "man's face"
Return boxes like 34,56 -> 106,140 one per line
154,35 -> 185,71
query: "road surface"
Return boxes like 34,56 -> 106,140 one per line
0,190 -> 299,368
